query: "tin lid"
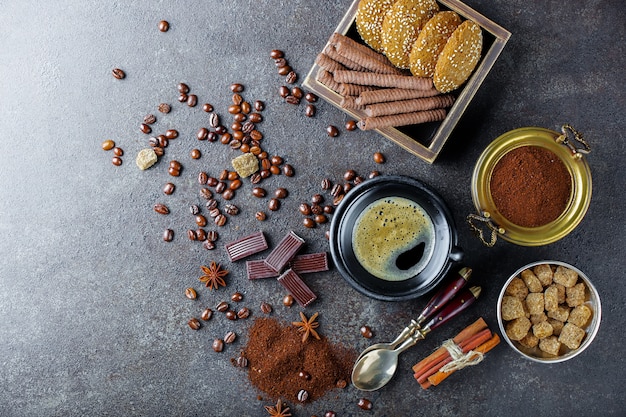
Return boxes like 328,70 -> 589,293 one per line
469,125 -> 592,247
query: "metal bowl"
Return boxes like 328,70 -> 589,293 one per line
329,175 -> 463,301
497,260 -> 601,363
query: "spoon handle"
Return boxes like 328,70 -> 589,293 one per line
417,267 -> 472,323
423,286 -> 481,331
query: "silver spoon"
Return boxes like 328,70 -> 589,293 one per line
355,267 -> 472,362
351,286 -> 481,391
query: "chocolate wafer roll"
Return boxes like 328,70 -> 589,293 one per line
315,52 -> 347,73
316,69 -> 341,93
338,82 -> 376,97
323,44 -> 368,72
330,33 -> 403,75
340,95 -> 367,110
365,94 -> 455,117
355,87 -> 440,105
333,70 -> 433,90
357,108 -> 447,130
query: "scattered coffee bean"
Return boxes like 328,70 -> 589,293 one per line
163,229 -> 174,242
209,113 -> 220,128
336,379 -> 347,389
333,194 -> 345,205
188,318 -> 201,330
195,215 -> 207,227
190,149 -> 201,159
203,103 -> 213,112
279,86 -> 290,98
369,170 -> 381,179
112,147 -> 124,157
158,20 -> 169,32
278,65 -> 292,76
237,307 -> 250,319
270,49 -> 284,59
311,204 -> 323,215
252,187 -> 267,198
212,338 -> 224,352
325,412 -> 337,417
330,183 -> 344,197
305,104 -> 316,117
225,310 -> 238,321
201,308 -> 213,321
360,325 -> 374,339
311,194 -> 324,204
358,398 -> 373,411
209,208 -> 221,218
154,203 -> 170,215
235,352 -> 248,367
283,294 -> 294,307
144,114 -> 156,125
111,68 -> 125,79
354,176 -> 365,185
153,146 -> 164,157
165,129 -> 179,139
200,188 -> 213,200
206,230 -> 219,242
299,371 -> 311,380
196,229 -> 207,241
203,240 -> 216,250
230,83 -> 244,93
216,301 -> 229,312
140,123 -> 152,134
231,292 -> 243,302
187,229 -> 197,241
215,182 -> 227,194
343,183 -> 353,194
314,214 -> 328,224
260,302 -> 272,314
300,203 -> 312,216
326,125 -> 339,137
285,71 -> 297,84
178,82 -> 190,94
249,112 -> 263,123
274,188 -> 288,199
224,331 -> 237,344
285,95 -> 300,105
224,204 -> 239,216
283,164 -> 294,177
254,100 -> 265,111
268,198 -> 280,211
158,103 -> 171,113
345,120 -> 358,131
305,92 -> 318,103
344,169 -> 357,181
297,389 -> 309,403
189,204 -> 200,216
178,93 -> 188,103
303,218 -> 316,228
291,87 -> 303,99
373,152 -> 385,164
255,211 -> 267,221
101,139 -> 115,151
215,214 -> 227,226
323,205 -> 334,214
185,287 -> 197,300
186,94 -> 197,107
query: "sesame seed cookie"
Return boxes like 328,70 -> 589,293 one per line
433,20 -> 483,93
409,11 -> 462,77
381,0 -> 439,69
355,0 -> 396,53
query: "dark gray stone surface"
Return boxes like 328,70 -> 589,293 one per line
0,1 -> 623,416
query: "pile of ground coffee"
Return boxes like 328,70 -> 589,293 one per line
244,317 -> 355,404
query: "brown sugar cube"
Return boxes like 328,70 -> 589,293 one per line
532,321 -> 554,339
547,305 -> 570,322
501,295 -> 526,321
538,336 -> 561,356
544,285 -> 560,312
566,282 -> 587,307
553,265 -> 579,288
521,269 -> 543,293
505,317 -> 532,341
554,283 -> 566,304
568,305 -> 592,328
505,277 -> 529,300
519,332 -> 539,349
548,319 -> 565,336
533,264 -> 554,287
525,292 -> 545,315
530,313 -> 548,325
558,323 -> 586,350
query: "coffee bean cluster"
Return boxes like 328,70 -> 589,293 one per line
101,139 -> 124,166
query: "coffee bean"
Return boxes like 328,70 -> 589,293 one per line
330,183 -> 344,197
285,95 -> 300,105
144,114 -> 156,124
154,203 -> 169,215
254,100 -> 265,111
336,379 -> 347,389
224,331 -> 237,344
177,82 -> 190,94
260,302 -> 272,314
140,123 -> 152,134
216,301 -> 229,312
185,287 -> 197,300
241,101 -> 251,114
209,208 -> 220,218
333,194 -> 345,206
268,198 -> 280,211
299,371 -> 311,380
222,189 -> 234,200
373,152 -> 385,164
277,65 -> 292,76
299,203 -> 312,215
163,229 -> 174,242
311,194 -> 324,204
252,187 -> 267,198
158,103 -> 171,113
161,183 -> 175,195
354,176 -> 365,185
189,205 -> 200,216
360,325 -> 374,338
195,215 -> 207,227
344,169 -> 357,181
326,125 -> 339,137
153,147 -> 164,157
297,389 -> 309,403
285,71 -> 297,84
343,183 -> 353,193
215,182 -> 227,194
228,104 -> 241,115
274,57 -> 287,67
178,93 -> 188,103
249,112 -> 262,123
314,214 -> 328,224
225,310 -> 238,321
270,49 -> 284,59
205,199 -> 218,211
305,92 -> 318,103
195,229 -> 206,241
196,172 -> 208,185
291,87 -> 303,99
187,229 -> 197,241
325,412 -> 337,417
323,205 -> 334,214
101,139 -> 115,151
283,294 -> 294,307
274,188 -> 288,199
237,307 -> 250,319
158,20 -> 169,32
190,149 -> 201,159
311,204 -> 323,215
279,86 -> 290,98
358,398 -> 373,411
201,308 -> 213,321
269,165 -> 281,176
369,170 -> 381,179
203,103 -> 213,112
224,204 -> 239,215
250,130 -> 263,141
165,129 -> 179,139
212,339 -> 224,352
230,83 -> 244,93
214,214 -> 227,226
325,230 -> 330,240
200,188 -> 213,200
188,318 -> 201,330
203,240 -> 216,250
206,230 -> 219,242
255,211 -> 266,221
112,147 -> 124,157
112,68 -> 125,79
158,136 -> 168,148
304,104 -> 316,117
321,178 -> 332,190
345,120 -> 358,131
235,353 -> 248,368
282,164 -> 294,177
209,113 -> 220,128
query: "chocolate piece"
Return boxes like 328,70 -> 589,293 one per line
289,253 -> 329,274
225,231 -> 268,262
246,259 -> 280,280
277,268 -> 317,307
264,231 -> 305,273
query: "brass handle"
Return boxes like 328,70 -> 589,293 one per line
556,124 -> 591,159
466,212 -> 504,247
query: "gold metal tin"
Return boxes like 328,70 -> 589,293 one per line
470,126 -> 592,246
302,0 -> 511,163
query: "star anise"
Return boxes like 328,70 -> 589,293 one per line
198,262 -> 228,290
292,311 -> 321,343
264,398 -> 291,417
